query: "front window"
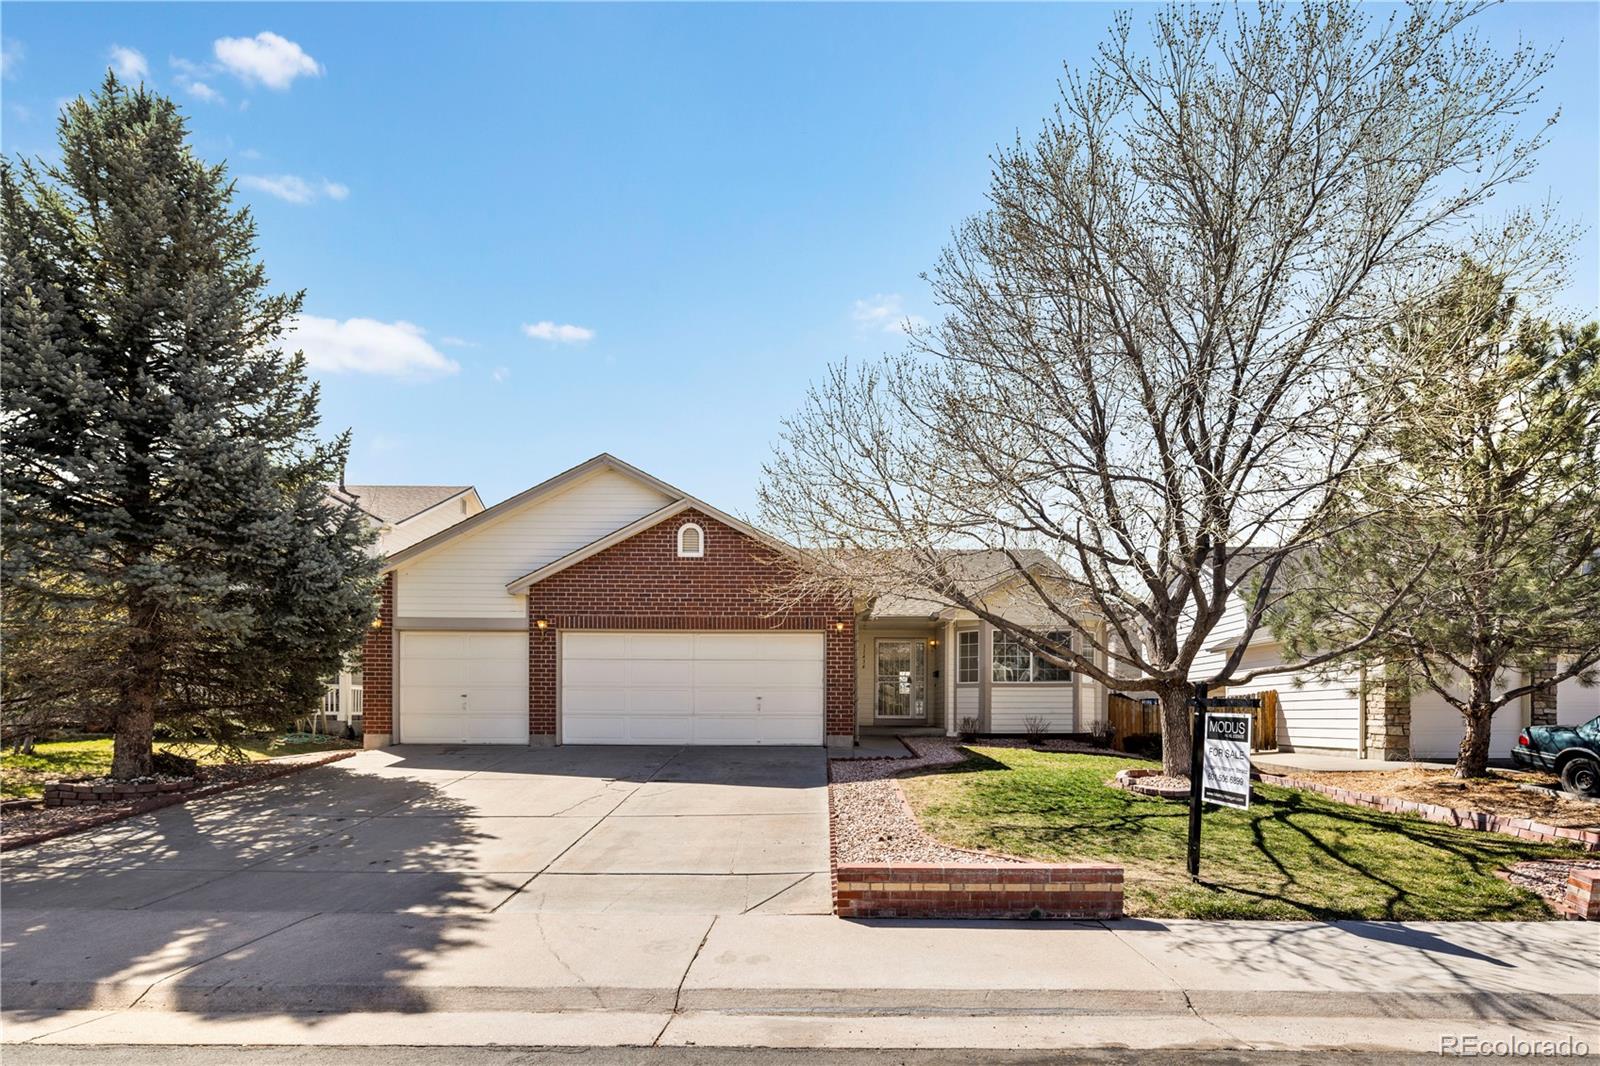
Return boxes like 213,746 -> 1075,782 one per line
956,629 -> 979,683
993,630 -> 1073,683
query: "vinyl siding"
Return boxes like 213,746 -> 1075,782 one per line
955,686 -> 979,725
381,494 -> 482,555
395,470 -> 674,619
990,685 -> 1074,734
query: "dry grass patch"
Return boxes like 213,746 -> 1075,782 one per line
1286,768 -> 1598,829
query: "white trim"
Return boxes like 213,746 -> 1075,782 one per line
393,487 -> 482,527
677,522 -> 706,558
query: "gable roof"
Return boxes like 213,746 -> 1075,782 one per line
381,453 -> 791,575
337,485 -> 475,526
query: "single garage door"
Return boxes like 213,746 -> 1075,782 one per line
398,631 -> 529,744
561,631 -> 824,745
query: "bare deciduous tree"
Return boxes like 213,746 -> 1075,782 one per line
759,1 -> 1560,775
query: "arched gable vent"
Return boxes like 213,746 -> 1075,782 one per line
677,522 -> 705,558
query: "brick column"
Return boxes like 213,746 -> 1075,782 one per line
825,613 -> 856,751
528,600 -> 558,747
1365,666 -> 1410,761
1530,657 -> 1559,727
361,572 -> 395,748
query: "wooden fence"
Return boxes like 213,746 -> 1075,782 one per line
1107,689 -> 1279,753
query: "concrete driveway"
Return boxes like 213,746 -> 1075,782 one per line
1,744 -> 831,917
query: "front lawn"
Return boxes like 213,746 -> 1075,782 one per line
898,746 -> 1578,920
1,734 -> 355,799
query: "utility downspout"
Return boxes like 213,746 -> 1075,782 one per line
1357,662 -> 1368,760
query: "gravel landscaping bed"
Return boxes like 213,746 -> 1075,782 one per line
830,736 -> 1067,865
1501,858 -> 1600,910
0,750 -> 356,849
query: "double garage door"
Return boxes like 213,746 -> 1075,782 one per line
397,630 -> 824,746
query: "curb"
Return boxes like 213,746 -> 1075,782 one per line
0,750 -> 359,852
4,980 -> 1592,1021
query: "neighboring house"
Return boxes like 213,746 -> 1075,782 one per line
320,483 -> 485,732
1186,557 -> 1576,762
359,454 -> 1109,750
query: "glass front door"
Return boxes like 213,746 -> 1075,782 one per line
875,640 -> 927,720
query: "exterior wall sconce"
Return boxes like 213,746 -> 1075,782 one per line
928,638 -> 938,647
833,621 -> 846,631
370,617 -> 383,629
535,618 -> 550,630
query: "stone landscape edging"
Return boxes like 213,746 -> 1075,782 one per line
1,749 -> 358,851
1563,869 -> 1600,919
1255,771 -> 1600,852
828,736 -> 1126,920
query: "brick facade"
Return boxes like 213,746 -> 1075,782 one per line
524,509 -> 855,744
833,863 -> 1124,920
361,572 -> 395,745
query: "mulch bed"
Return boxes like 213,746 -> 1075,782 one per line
0,750 -> 358,850
1286,767 -> 1599,830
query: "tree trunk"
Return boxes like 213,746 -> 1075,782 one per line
110,598 -> 160,780
1455,701 -> 1496,779
1158,684 -> 1192,777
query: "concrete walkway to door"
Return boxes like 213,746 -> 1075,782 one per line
1,744 -> 832,919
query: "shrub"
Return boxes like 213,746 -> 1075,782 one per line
957,716 -> 980,741
1023,716 -> 1051,744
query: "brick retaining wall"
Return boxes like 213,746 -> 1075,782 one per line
834,863 -> 1123,920
1564,870 -> 1600,920
43,777 -> 195,807
1256,772 -> 1600,851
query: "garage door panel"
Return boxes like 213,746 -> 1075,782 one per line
693,633 -> 821,660
694,659 -> 819,688
625,659 -> 695,687
561,631 -> 824,746
399,632 -> 528,745
693,688 -> 823,715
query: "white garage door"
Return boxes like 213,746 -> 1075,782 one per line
399,631 -> 528,744
561,631 -> 824,745
1411,686 -> 1527,762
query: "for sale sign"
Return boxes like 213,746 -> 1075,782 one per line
1201,713 -> 1253,810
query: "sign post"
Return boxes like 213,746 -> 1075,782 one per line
1185,685 -> 1259,882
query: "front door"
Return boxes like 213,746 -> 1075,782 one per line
875,640 -> 927,721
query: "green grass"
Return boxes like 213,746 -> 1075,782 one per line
1,734 -> 354,799
898,746 -> 1578,921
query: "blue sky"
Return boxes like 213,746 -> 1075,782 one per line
3,3 -> 1597,515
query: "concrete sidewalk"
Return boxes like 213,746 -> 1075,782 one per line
3,908 -> 1595,1019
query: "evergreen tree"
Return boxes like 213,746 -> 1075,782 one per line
1270,264 -> 1600,777
2,75 -> 379,779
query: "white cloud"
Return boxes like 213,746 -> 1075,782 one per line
851,293 -> 926,335
2,38 -> 23,80
182,78 -> 224,104
522,321 -> 595,344
491,366 -> 510,383
108,45 -> 148,80
7,102 -> 31,123
289,316 -> 459,381
439,336 -> 477,348
237,174 -> 349,205
213,32 -> 321,90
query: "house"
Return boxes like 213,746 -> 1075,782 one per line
359,454 -> 1108,749
1187,558 -> 1585,762
319,483 -> 486,732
